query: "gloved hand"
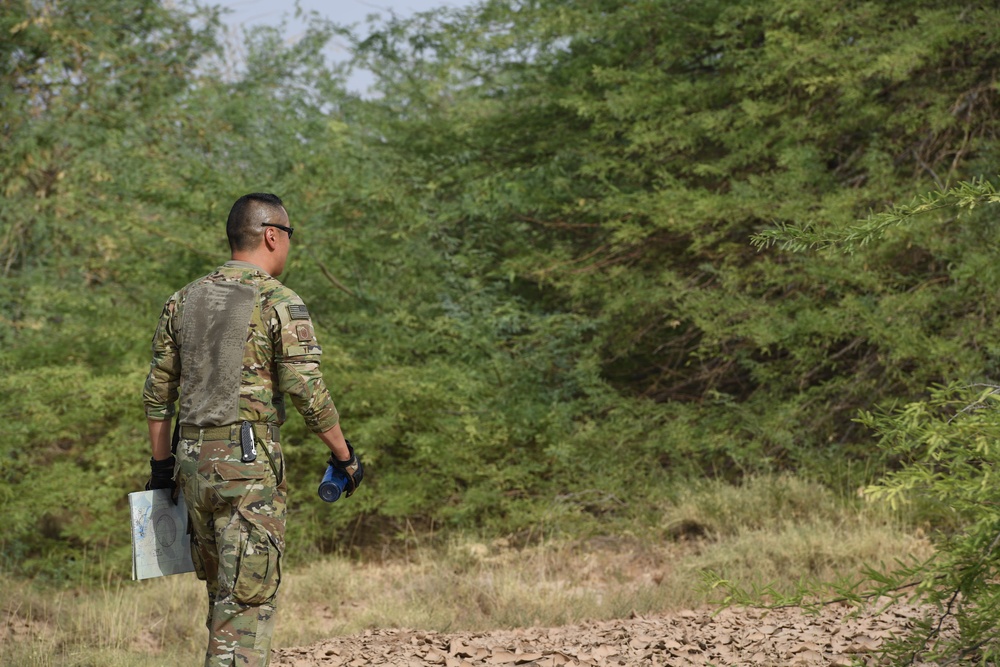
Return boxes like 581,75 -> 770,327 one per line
146,455 -> 177,504
328,440 -> 364,497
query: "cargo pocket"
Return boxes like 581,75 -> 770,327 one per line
232,518 -> 282,605
214,458 -> 268,482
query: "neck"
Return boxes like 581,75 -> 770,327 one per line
231,251 -> 277,276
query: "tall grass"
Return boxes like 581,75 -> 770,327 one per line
0,475 -> 932,665
0,572 -> 206,667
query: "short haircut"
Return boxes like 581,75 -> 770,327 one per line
226,193 -> 286,252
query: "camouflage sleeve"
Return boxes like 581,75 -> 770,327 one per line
143,293 -> 181,420
273,297 -> 340,433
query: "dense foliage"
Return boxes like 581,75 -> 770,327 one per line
712,179 -> 1000,665
2,0 -> 998,609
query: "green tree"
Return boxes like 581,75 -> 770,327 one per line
719,178 -> 1000,665
1,0 -> 223,577
348,0 -> 1000,478
0,0 -> 373,576
5,0 -> 1000,585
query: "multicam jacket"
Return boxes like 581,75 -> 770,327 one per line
143,260 -> 339,432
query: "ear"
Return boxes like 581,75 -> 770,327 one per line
263,228 -> 278,251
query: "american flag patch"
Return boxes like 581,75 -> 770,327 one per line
288,303 -> 310,320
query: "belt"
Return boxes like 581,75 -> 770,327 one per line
179,422 -> 280,443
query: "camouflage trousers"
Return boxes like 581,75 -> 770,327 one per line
176,431 -> 286,667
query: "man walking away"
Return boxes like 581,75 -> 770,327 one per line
142,193 -> 364,666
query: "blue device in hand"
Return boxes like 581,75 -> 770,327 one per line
318,463 -> 350,503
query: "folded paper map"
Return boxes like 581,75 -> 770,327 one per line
128,489 -> 194,580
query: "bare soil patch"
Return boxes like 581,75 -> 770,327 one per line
273,600 -> 947,666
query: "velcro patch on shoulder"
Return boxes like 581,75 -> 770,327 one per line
288,303 -> 310,320
295,324 -> 313,341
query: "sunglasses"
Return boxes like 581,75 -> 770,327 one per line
262,222 -> 294,239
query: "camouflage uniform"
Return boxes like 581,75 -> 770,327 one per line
143,260 -> 339,667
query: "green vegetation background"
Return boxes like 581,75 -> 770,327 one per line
2,0 -> 998,583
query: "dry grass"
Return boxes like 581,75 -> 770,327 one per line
0,573 -> 206,667
0,476 -> 933,666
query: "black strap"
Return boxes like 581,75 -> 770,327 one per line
170,412 -> 180,455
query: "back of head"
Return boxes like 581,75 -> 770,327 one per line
227,193 -> 285,252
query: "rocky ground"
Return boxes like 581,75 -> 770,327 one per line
273,600 -> 950,666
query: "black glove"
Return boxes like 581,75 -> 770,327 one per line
329,440 -> 364,497
146,455 -> 177,503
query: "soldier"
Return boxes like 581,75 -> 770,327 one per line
142,193 -> 363,666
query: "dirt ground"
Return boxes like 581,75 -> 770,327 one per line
272,600 -> 949,666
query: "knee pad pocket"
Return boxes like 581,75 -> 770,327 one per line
233,519 -> 282,605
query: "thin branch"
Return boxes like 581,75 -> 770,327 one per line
533,244 -> 610,279
913,148 -> 945,191
948,384 -> 1000,423
906,523 -> 1000,664
759,579 -> 923,612
515,214 -> 600,230
304,247 -> 358,299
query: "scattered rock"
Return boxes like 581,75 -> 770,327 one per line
272,602 -> 954,667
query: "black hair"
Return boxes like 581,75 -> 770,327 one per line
226,193 -> 285,252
